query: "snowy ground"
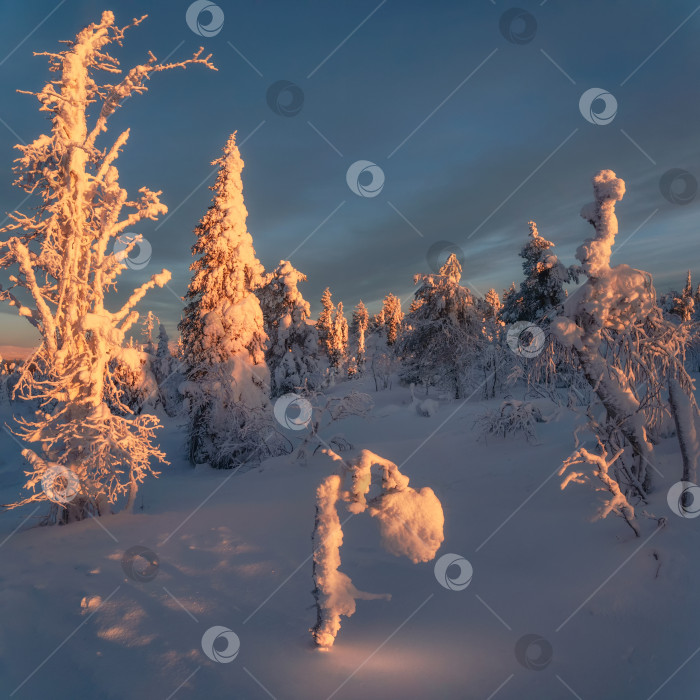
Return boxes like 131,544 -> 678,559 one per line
1,376 -> 699,700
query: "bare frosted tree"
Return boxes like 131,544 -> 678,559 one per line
0,12 -> 215,521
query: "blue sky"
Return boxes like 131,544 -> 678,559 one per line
1,0 -> 699,348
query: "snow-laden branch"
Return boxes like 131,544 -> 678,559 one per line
559,440 -> 639,536
311,448 -> 444,648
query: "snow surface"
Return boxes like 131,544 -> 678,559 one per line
1,373 -> 699,699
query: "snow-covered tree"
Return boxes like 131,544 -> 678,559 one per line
311,447 -> 444,648
483,288 -> 502,321
670,271 -> 695,322
179,133 -> 277,469
552,170 -> 698,519
501,221 -> 571,323
151,323 -> 184,417
317,287 -> 334,355
479,288 -> 509,398
351,300 -> 369,372
154,323 -> 172,383
381,293 -> 404,346
142,311 -> 158,355
109,338 -> 157,416
258,260 -> 322,396
398,254 -> 481,398
501,282 -> 517,319
329,302 -> 349,371
0,12 -> 214,521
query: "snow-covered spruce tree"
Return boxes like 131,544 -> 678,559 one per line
317,287 -> 334,356
311,447 -> 444,649
109,337 -> 157,416
179,133 -> 278,469
670,271 -> 695,322
152,322 -> 183,416
351,300 -> 369,372
258,260 -> 322,397
0,13 -> 214,522
154,323 -> 172,384
500,282 -> 517,320
142,310 -> 158,355
397,253 -> 481,398
501,220 -> 571,323
552,170 -> 698,514
484,288 -> 502,320
381,293 -> 404,346
328,302 -> 349,372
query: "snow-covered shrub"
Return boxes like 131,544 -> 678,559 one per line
476,399 -> 545,444
369,347 -> 396,392
417,398 -> 439,417
294,391 -> 374,462
311,448 -> 444,648
0,13 -> 213,521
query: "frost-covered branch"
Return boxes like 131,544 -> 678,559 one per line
559,440 -> 639,536
311,448 -> 444,648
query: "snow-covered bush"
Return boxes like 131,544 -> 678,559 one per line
311,448 -> 444,648
293,391 -> 374,462
476,398 -> 545,444
416,397 -> 439,417
0,13 -> 213,521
